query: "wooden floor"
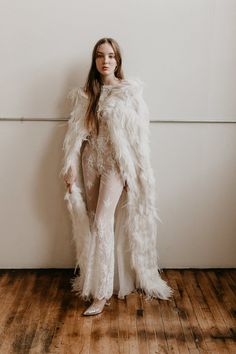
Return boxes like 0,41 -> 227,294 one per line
0,269 -> 235,354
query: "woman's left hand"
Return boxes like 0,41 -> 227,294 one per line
64,166 -> 77,194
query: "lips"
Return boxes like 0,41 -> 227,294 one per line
102,66 -> 109,70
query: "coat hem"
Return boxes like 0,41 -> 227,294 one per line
70,273 -> 174,302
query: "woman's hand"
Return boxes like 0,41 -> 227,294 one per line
64,166 -> 77,194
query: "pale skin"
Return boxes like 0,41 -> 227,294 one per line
64,42 -> 128,193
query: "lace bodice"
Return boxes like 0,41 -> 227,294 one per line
82,86 -> 120,176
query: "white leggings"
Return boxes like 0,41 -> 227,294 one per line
81,141 -> 124,300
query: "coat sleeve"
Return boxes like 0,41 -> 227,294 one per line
127,79 -> 150,124
61,88 -> 89,176
101,80 -> 152,193
118,78 -> 150,127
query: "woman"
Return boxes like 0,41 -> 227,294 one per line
62,37 -> 173,316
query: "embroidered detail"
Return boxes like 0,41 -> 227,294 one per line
87,155 -> 95,169
93,217 -> 114,299
86,179 -> 94,190
103,197 -> 111,208
82,99 -> 120,176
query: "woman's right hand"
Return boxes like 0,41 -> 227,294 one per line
63,167 -> 77,194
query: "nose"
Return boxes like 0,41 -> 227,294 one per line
104,55 -> 109,64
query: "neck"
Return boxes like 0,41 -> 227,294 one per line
101,75 -> 120,86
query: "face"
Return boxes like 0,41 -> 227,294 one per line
95,43 -> 117,80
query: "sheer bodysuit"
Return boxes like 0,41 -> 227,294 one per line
81,86 -> 129,300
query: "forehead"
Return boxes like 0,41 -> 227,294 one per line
96,43 -> 115,54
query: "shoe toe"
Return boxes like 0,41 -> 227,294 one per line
83,300 -> 106,316
83,307 -> 102,316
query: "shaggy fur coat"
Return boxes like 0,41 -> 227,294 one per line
61,78 -> 174,301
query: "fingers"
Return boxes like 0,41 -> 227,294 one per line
64,171 -> 75,194
124,181 -> 128,192
64,172 -> 76,186
65,181 -> 73,194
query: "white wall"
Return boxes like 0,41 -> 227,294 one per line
1,0 -> 235,121
0,122 -> 235,268
0,0 -> 235,268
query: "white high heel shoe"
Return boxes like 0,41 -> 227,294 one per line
83,298 -> 107,316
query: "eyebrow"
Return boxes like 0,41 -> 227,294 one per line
96,51 -> 115,55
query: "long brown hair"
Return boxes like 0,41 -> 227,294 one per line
83,38 -> 124,135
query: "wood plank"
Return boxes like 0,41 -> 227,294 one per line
207,271 -> 235,327
170,270 -> 207,352
0,271 -> 30,353
133,291 -> 150,354
88,296 -> 114,354
166,270 -> 200,352
108,295 -> 120,353
117,295 -> 130,353
181,270 -> 219,352
48,272 -> 92,354
0,271 -> 45,353
28,271 -> 68,353
228,269 -> 236,284
126,292 -> 140,354
142,292 -> 169,354
197,270 -> 235,353
222,271 -> 236,302
157,271 -> 181,354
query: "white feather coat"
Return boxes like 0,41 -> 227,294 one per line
61,78 -> 174,301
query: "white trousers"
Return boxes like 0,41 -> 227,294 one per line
81,140 -> 125,300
